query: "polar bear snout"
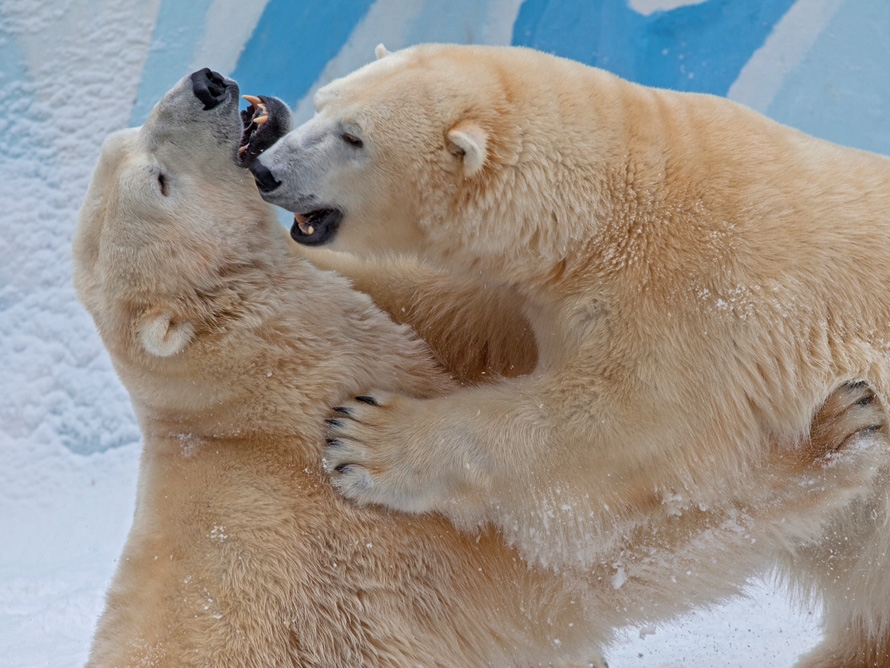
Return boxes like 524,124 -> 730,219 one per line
190,68 -> 231,111
237,95 -> 292,169
250,159 -> 282,193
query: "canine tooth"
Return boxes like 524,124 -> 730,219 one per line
242,94 -> 262,106
253,114 -> 269,125
294,215 -> 314,236
238,145 -> 249,155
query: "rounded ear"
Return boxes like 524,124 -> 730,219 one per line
138,311 -> 194,357
375,43 -> 390,60
447,120 -> 488,177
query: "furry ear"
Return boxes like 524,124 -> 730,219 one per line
138,311 -> 194,357
375,43 -> 390,59
447,120 -> 488,177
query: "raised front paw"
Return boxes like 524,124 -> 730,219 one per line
323,392 -> 461,513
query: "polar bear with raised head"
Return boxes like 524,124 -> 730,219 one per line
74,68 -> 618,668
251,44 -> 890,666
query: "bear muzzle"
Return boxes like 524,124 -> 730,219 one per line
238,95 -> 292,169
190,68 -> 232,111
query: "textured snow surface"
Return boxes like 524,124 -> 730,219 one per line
0,1 -> 825,665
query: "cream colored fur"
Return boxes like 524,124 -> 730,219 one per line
255,44 -> 890,665
74,73 -> 617,667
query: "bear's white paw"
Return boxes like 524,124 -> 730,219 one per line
323,391 -> 462,513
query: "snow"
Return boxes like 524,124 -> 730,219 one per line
0,3 -> 149,666
0,1 -> 822,666
607,582 -> 821,667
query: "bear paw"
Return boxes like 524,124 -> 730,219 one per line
323,392 -> 462,513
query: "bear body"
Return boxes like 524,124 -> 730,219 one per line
74,70 -> 617,667
253,45 -> 890,665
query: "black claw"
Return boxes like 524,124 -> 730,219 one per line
355,395 -> 379,406
325,418 -> 343,428
334,464 -> 350,474
325,438 -> 342,447
333,406 -> 352,416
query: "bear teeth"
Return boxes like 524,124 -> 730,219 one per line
241,94 -> 268,123
294,214 -> 314,236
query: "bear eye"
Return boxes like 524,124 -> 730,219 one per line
157,172 -> 169,197
341,132 -> 363,148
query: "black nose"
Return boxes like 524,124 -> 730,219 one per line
190,68 -> 230,110
250,159 -> 281,193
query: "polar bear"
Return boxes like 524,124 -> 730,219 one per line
251,45 -> 890,666
74,68 -> 615,667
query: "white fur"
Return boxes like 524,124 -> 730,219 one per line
257,44 -> 890,666
73,71 -> 610,668
138,312 -> 193,356
447,120 -> 488,176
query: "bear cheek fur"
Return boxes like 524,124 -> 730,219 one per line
415,120 -> 539,276
344,112 -> 508,269
355,59 -> 546,277
79,171 -> 237,406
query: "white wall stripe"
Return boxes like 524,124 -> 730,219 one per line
192,0 -> 271,75
727,0 -> 846,113
291,0 -> 523,124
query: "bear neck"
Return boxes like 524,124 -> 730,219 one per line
426,65 -> 830,306
110,251 -> 442,452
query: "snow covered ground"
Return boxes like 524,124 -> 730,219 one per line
0,435 -> 823,668
5,1 -> 881,665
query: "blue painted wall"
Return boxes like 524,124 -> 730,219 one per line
231,0 -> 376,107
112,0 -> 890,155
767,1 -> 890,155
512,0 -> 796,95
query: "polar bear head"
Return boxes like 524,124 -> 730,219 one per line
251,44 -> 602,276
73,69 -> 289,371
74,67 -> 454,437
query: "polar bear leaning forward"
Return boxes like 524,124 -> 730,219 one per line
251,44 -> 890,666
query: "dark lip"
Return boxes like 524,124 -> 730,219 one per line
237,95 -> 292,168
290,210 -> 342,246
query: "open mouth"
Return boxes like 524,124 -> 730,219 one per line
236,92 -> 340,246
290,209 -> 343,246
237,94 -> 291,168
